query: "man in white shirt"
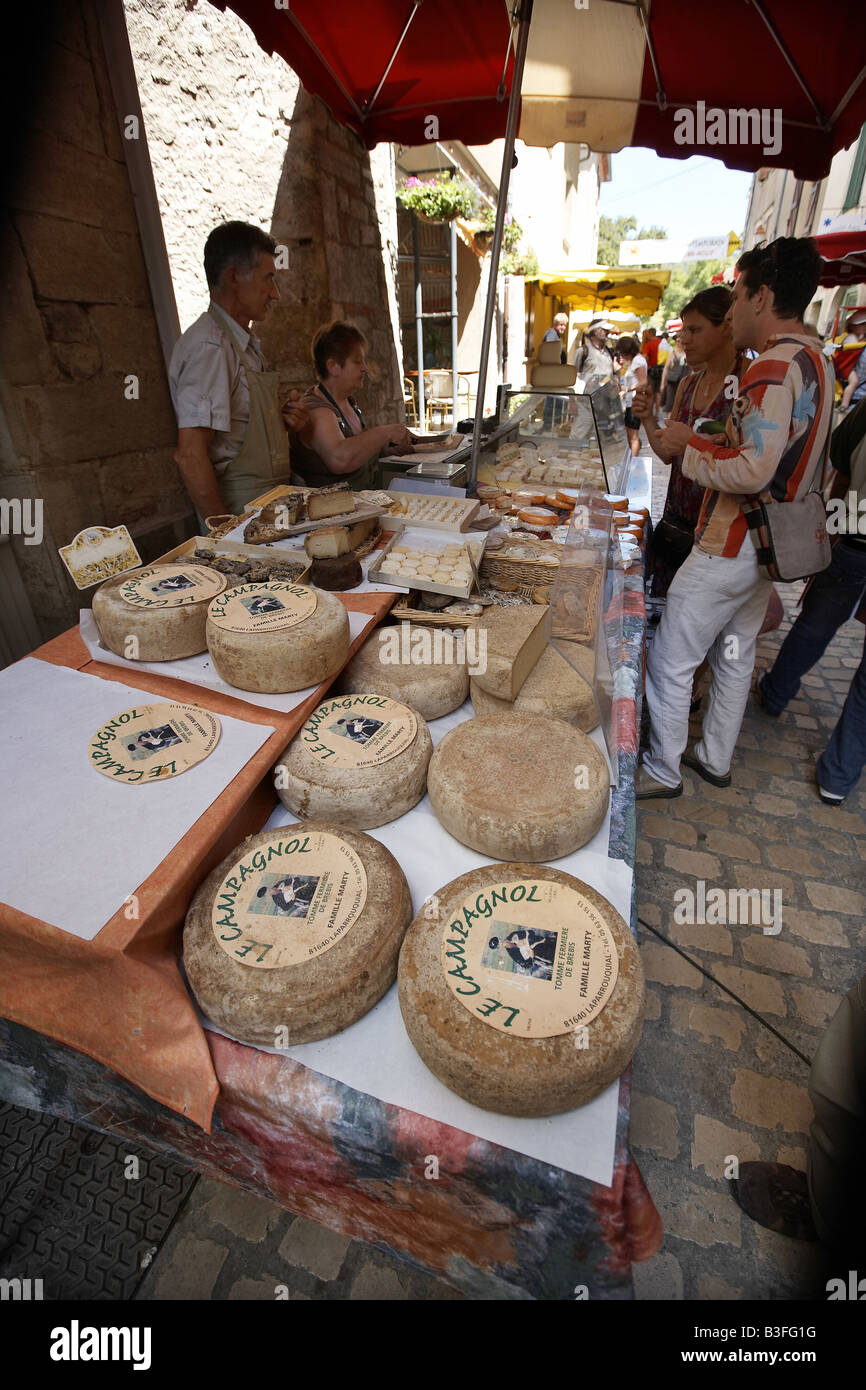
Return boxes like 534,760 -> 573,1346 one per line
169,221 -> 307,518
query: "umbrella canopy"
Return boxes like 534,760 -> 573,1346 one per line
528,267 -> 670,315
814,231 -> 866,288
213,0 -> 866,180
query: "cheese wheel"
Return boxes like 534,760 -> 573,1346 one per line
518,507 -> 558,527
206,583 -> 349,693
92,564 -> 226,661
339,624 -> 469,718
275,694 -> 433,828
427,713 -> 609,860
398,864 -> 645,1115
470,643 -> 598,733
184,822 -> 412,1046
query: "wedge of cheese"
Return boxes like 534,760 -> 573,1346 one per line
473,604 -> 548,702
303,515 -> 376,559
306,484 -> 354,520
469,642 -> 598,733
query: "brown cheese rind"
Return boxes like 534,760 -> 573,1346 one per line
92,568 -> 210,661
184,822 -> 413,1046
339,624 -> 469,718
472,605 -> 549,702
469,644 -> 599,733
398,863 -> 644,1115
427,712 -> 609,861
274,703 -> 433,828
206,586 -> 349,693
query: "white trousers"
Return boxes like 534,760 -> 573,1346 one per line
644,545 -> 772,786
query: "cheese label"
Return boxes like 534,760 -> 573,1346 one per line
440,878 -> 619,1037
119,564 -> 226,608
210,830 -> 368,970
299,694 -> 417,769
207,581 -> 317,634
88,702 -> 221,783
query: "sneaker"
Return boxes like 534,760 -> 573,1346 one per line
817,782 -> 846,806
730,1162 -> 817,1241
635,766 -> 683,800
681,745 -> 731,788
756,674 -> 782,717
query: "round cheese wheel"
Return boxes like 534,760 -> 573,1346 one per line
398,863 -> 645,1115
339,623 -> 469,719
206,583 -> 349,693
518,507 -> 558,527
92,563 -> 227,661
469,643 -> 598,733
275,694 -> 433,828
184,822 -> 412,1046
427,712 -> 608,860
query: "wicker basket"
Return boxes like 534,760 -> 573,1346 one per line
390,593 -> 481,628
549,565 -> 603,643
479,539 -> 562,592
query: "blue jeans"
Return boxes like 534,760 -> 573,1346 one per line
762,540 -> 866,796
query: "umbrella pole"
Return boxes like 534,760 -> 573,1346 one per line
468,0 -> 534,487
451,218 -> 459,428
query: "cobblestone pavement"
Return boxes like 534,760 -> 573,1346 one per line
133,1177 -> 463,1301
631,455 -> 866,1300
135,457 -> 864,1301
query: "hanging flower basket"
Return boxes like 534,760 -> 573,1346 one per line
397,173 -> 477,222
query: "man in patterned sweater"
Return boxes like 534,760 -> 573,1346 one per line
637,237 -> 834,799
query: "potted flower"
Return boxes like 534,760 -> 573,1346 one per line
397,173 -> 477,223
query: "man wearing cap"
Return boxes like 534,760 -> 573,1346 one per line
169,220 -> 308,520
574,319 -> 615,391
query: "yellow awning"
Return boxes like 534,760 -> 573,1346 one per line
527,266 -> 671,315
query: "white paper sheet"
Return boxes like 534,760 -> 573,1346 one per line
79,608 -> 377,713
0,658 -> 274,941
200,700 -> 631,1185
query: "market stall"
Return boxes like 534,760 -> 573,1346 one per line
0,468 -> 661,1297
5,0 -> 866,1304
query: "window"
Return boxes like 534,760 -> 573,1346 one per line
802,180 -> 822,234
786,180 -> 804,236
843,123 -> 866,213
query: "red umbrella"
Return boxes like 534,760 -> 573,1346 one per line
213,0 -> 866,180
212,0 -> 866,478
814,231 -> 866,288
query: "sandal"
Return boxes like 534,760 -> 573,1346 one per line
730,1162 -> 817,1241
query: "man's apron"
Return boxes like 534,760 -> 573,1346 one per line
207,308 -> 293,514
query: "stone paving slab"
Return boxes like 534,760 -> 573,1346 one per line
632,458 -> 865,1299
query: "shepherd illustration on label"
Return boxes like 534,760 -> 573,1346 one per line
152,573 -> 194,592
126,724 -> 182,760
330,715 -> 384,745
252,873 -> 319,918
484,926 -> 557,980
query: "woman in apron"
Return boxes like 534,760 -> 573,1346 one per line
291,321 -> 413,491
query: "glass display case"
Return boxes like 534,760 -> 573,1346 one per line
475,381 -> 630,495
545,492 -> 625,786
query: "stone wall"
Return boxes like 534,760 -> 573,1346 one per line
0,0 -> 189,655
124,0 -> 403,419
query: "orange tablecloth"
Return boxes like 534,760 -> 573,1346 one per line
0,594 -> 395,1130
